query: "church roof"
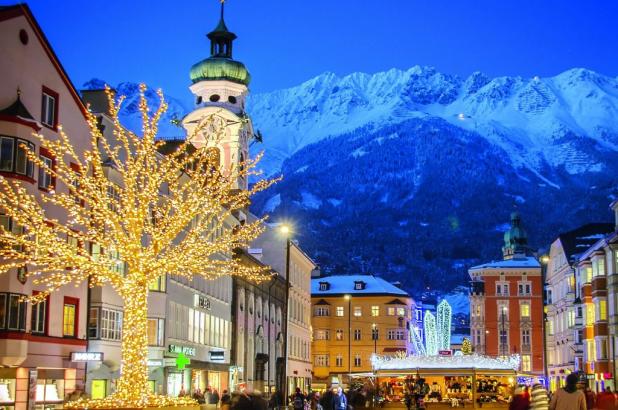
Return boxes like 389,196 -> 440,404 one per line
469,256 -> 541,270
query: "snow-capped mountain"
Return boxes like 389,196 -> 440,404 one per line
248,66 -> 618,178
81,78 -> 188,139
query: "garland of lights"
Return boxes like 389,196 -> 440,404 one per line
0,85 -> 277,408
371,353 -> 521,371
437,299 -> 452,351
410,325 -> 426,356
424,311 -> 438,356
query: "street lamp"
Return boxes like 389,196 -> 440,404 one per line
280,224 -> 292,402
344,294 -> 351,386
372,323 -> 378,355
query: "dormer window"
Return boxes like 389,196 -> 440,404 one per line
209,94 -> 220,102
354,281 -> 366,290
319,281 -> 330,291
228,95 -> 237,104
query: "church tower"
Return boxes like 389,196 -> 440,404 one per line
182,1 -> 252,190
502,211 -> 529,259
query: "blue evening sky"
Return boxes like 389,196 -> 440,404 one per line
14,0 -> 618,105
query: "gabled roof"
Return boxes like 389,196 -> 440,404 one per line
0,4 -> 87,117
385,298 -> 406,305
311,274 -> 409,297
314,299 -> 330,306
557,223 -> 614,263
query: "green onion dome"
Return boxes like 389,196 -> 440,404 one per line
189,57 -> 251,86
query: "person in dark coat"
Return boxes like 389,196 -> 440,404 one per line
509,387 -> 531,410
232,390 -> 253,410
269,390 -> 283,410
320,388 -> 335,410
251,392 -> 268,410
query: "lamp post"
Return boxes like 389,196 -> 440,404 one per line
344,294 -> 351,386
372,323 -> 378,355
280,224 -> 292,403
540,254 -> 550,385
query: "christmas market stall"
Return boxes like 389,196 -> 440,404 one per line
372,354 -> 521,409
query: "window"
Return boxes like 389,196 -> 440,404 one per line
335,329 -> 343,341
499,329 -> 508,347
475,329 -> 481,345
147,318 -> 164,346
314,306 -> 329,317
314,354 -> 329,367
335,355 -> 343,367
353,306 -> 362,317
598,339 -> 608,360
0,294 -> 6,328
31,296 -> 47,334
88,307 -> 99,339
38,152 -> 54,190
522,329 -> 531,347
228,95 -> 237,104
209,94 -> 220,102
314,329 -> 330,340
372,328 -> 379,340
397,307 -> 405,316
586,304 -> 595,326
387,307 -> 395,316
149,275 -> 166,292
100,308 -> 122,341
318,282 -> 329,291
518,282 -> 531,296
587,340 -> 596,362
387,329 -> 406,340
496,284 -> 501,295
586,267 -> 593,283
354,355 -> 361,367
371,306 -> 379,317
520,302 -> 530,319
0,136 -> 35,178
521,355 -> 531,372
0,214 -> 25,251
7,294 -> 26,331
107,183 -> 121,211
354,329 -> 361,340
41,88 -> 58,128
599,300 -> 607,321
63,297 -> 78,337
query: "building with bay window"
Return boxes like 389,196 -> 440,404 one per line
0,5 -> 93,408
544,223 -> 614,391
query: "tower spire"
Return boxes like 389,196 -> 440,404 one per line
220,0 -> 225,21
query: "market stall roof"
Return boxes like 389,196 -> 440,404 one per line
372,354 -> 520,376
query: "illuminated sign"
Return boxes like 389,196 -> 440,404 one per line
71,352 -> 103,362
194,294 -> 211,310
438,350 -> 452,357
168,344 -> 196,356
209,350 -> 225,362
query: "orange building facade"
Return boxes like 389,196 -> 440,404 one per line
469,213 -> 544,375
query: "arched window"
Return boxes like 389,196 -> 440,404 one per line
206,147 -> 220,172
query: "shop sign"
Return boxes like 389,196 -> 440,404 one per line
194,294 -> 211,310
71,352 -> 104,362
168,344 -> 196,356
438,350 -> 452,357
147,359 -> 163,367
209,350 -> 225,362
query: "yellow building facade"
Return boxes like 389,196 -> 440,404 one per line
310,275 -> 415,388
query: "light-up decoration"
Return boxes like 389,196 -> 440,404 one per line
0,86 -> 276,409
410,326 -> 426,356
371,353 -> 521,371
437,300 -> 452,351
424,311 -> 438,356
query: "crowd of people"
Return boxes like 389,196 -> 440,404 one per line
508,374 -> 617,410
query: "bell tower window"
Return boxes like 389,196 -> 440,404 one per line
209,95 -> 220,102
228,96 -> 237,104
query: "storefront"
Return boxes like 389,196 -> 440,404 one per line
164,344 -> 229,397
373,354 -> 521,409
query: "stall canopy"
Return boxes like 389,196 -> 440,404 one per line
371,354 -> 520,376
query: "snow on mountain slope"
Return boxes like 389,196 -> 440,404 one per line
248,66 -> 618,177
82,78 -> 189,139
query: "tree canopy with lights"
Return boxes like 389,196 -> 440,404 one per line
0,86 -> 274,408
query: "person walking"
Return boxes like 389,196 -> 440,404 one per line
292,388 -> 306,410
221,390 -> 232,410
596,387 -> 617,410
584,386 -> 596,410
549,373 -> 587,410
530,384 -> 550,410
510,387 -> 530,410
320,387 -> 335,410
334,388 -> 347,410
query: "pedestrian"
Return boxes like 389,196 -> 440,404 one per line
268,390 -> 283,410
530,384 -> 549,410
584,386 -> 596,410
232,388 -> 253,410
292,387 -> 306,410
251,391 -> 268,410
221,390 -> 232,410
334,387 -> 347,410
549,373 -> 586,410
320,387 -> 335,410
404,391 -> 413,410
211,389 -> 221,406
509,387 -> 530,410
596,387 -> 617,410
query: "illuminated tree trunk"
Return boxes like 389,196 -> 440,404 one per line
115,284 -> 149,400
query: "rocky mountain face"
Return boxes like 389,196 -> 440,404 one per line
84,66 -> 618,296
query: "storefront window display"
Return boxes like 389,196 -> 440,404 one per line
0,378 -> 15,410
35,378 -> 64,410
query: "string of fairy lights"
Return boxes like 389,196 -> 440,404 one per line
0,85 -> 276,409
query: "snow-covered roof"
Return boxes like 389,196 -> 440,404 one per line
372,353 -> 520,372
311,275 -> 409,297
469,256 -> 540,271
